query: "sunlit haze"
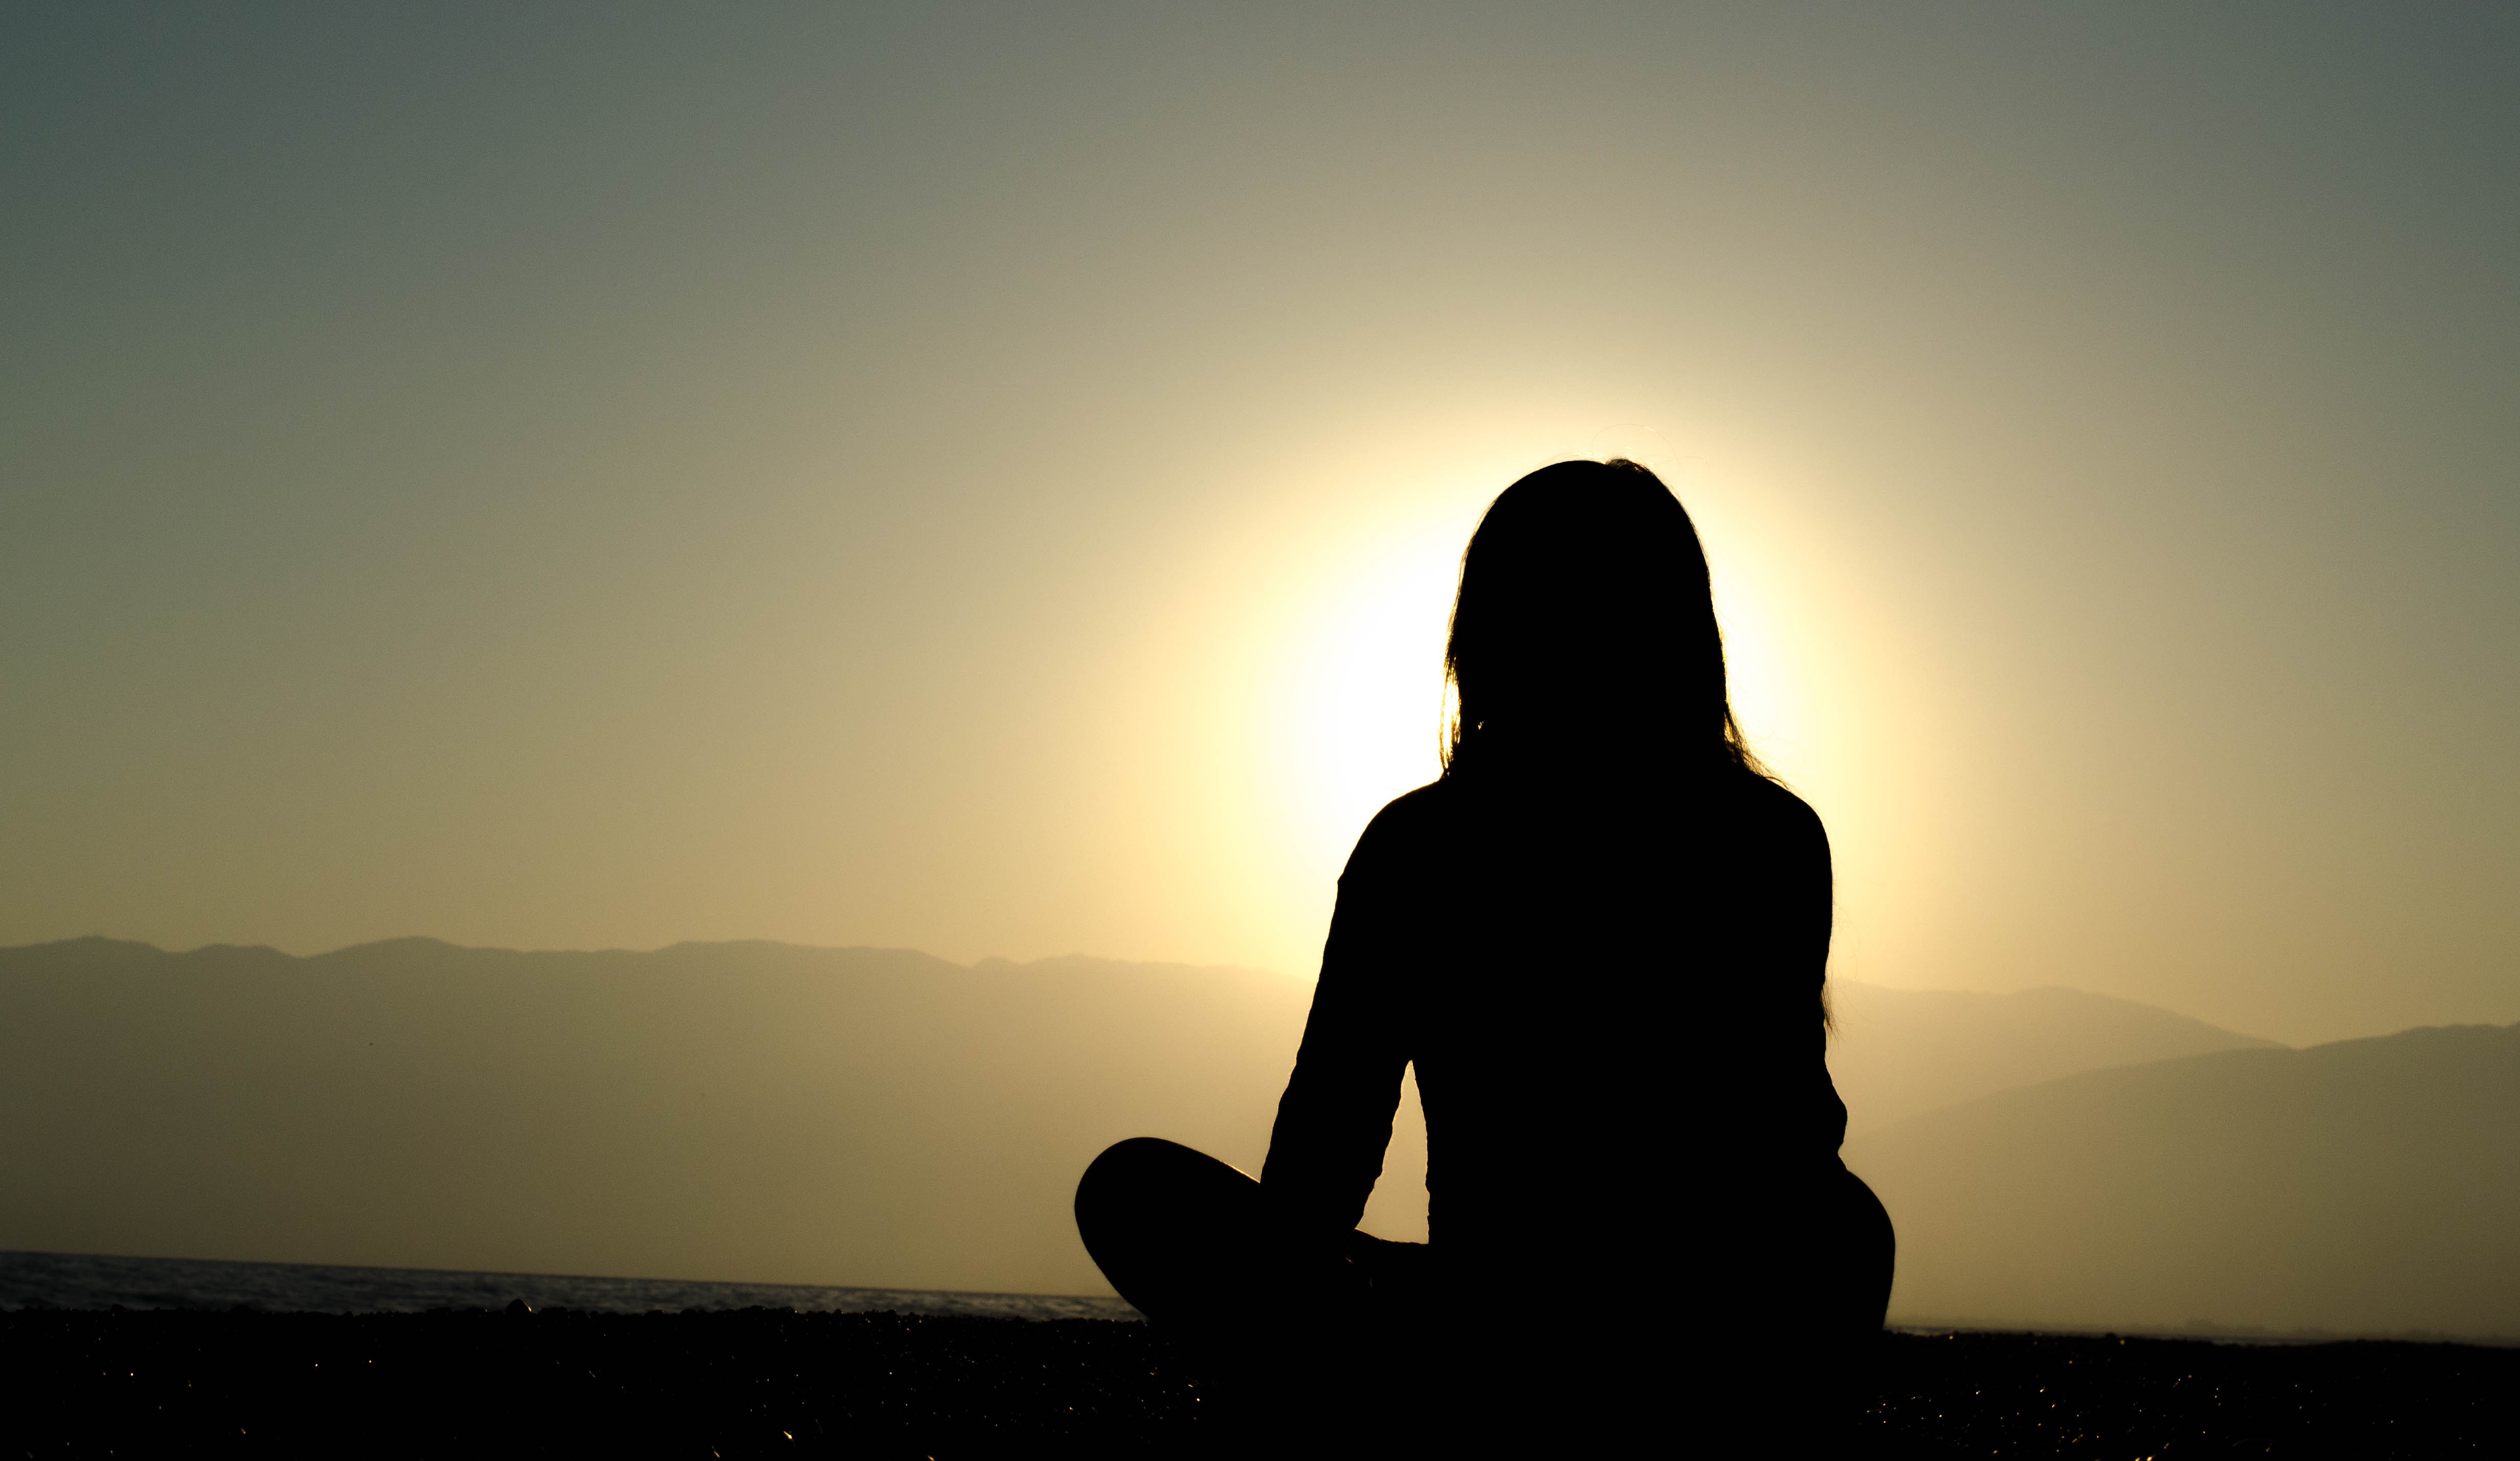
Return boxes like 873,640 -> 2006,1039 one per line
6,5 -> 2515,1049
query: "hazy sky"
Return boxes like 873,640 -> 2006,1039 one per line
6,4 -> 2513,1047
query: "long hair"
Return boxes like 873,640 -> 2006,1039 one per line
1441,458 -> 1767,780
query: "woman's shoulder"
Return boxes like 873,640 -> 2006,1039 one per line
1338,769 -> 1827,874
1724,770 -> 1830,869
1734,770 -> 1822,829
1337,780 -> 1457,883
1374,778 -> 1457,825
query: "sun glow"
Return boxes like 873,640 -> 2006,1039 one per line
1707,558 -> 1809,782
1266,513 -> 1476,884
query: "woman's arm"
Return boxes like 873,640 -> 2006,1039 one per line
1698,775 -> 1844,1168
1258,803 -> 1420,1235
1769,782 -> 1847,1157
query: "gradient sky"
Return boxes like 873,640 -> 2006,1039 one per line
5,3 -> 2513,1047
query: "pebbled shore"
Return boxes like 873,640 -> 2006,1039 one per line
3,1308 -> 2511,1457
1868,1330 -> 2512,1457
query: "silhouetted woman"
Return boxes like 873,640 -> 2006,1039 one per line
1075,460 -> 1893,1452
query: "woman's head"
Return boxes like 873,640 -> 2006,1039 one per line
1442,459 -> 1760,777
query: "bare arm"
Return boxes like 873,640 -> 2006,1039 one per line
1259,812 -> 1415,1234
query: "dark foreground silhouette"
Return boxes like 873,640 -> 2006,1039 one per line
1077,1137 -> 1890,1450
1077,461 -> 1895,1446
3,1307 -> 2510,1457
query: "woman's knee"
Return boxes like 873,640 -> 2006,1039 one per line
1835,1167 -> 1895,1327
1838,1170 -> 1892,1264
1075,1137 -> 1260,1251
1080,1135 -> 1236,1211
1077,1137 -> 1180,1253
1079,1136 -> 1178,1207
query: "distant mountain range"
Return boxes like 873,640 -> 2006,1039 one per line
1827,981 -> 2279,1134
0,938 -> 1310,1298
1845,1022 -> 2520,1338
3,937 -> 2510,1336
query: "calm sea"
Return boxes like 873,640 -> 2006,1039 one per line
0,1250 -> 1140,1322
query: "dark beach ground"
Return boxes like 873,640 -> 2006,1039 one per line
4,1307 -> 2510,1457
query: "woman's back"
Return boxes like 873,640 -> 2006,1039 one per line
1263,762 -> 1846,1269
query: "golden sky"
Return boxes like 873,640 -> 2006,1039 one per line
4,5 -> 2514,1046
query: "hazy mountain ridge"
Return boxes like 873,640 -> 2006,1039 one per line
1827,980 -> 2281,1135
1846,1020 -> 2520,1338
7,938 -> 2506,1334
0,937 -> 1320,1296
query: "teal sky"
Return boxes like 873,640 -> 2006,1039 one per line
5,4 -> 2514,1047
